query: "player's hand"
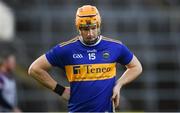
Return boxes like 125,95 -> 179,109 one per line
61,87 -> 70,100
112,84 -> 122,108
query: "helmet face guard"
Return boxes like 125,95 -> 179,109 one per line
75,5 -> 101,30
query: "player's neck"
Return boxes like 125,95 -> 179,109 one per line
79,35 -> 102,46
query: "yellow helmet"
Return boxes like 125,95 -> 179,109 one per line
75,5 -> 101,29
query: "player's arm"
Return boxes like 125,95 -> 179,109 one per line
112,55 -> 142,107
117,55 -> 142,87
28,55 -> 70,100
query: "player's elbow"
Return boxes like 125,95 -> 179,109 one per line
137,63 -> 143,75
28,63 -> 38,76
28,65 -> 34,76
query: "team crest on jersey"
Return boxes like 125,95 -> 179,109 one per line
103,51 -> 110,59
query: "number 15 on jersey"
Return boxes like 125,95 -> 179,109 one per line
88,53 -> 96,60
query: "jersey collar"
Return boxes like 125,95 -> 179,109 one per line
79,35 -> 102,47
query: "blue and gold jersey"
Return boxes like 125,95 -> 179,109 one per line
45,35 -> 133,112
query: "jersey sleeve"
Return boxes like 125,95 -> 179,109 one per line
45,45 -> 64,68
117,44 -> 133,65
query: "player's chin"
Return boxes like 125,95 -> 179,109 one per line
86,37 -> 94,40
86,39 -> 94,42
90,37 -> 97,41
